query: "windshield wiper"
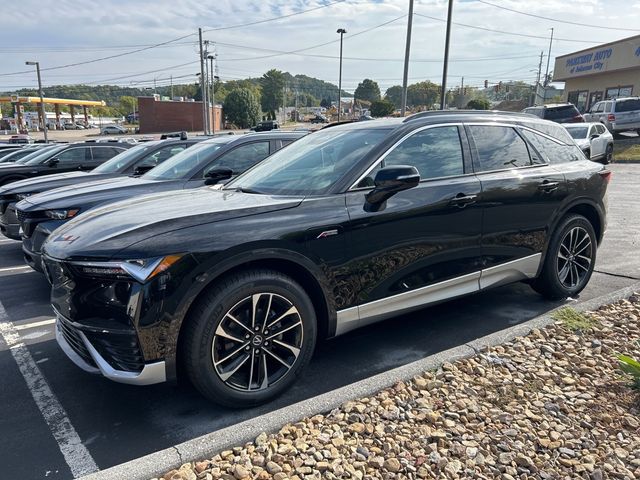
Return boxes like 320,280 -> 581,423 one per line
235,186 -> 264,194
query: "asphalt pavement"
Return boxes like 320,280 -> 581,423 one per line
1,163 -> 639,479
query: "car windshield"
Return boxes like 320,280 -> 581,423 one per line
565,126 -> 588,139
0,148 -> 40,163
92,142 -> 160,173
22,145 -> 68,165
143,139 -> 230,180
226,127 -> 391,196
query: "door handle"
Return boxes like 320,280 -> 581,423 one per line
449,193 -> 477,208
538,180 -> 559,192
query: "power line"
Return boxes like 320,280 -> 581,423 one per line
413,12 -> 605,44
476,0 -> 640,32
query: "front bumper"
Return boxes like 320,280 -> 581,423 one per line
54,308 -> 166,386
21,222 -> 58,273
0,204 -> 20,240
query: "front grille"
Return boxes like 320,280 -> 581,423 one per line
85,331 -> 144,373
58,317 -> 97,368
16,209 -> 36,222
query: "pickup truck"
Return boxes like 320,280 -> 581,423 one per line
583,97 -> 640,135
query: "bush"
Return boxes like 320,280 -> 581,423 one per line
618,341 -> 640,390
370,99 -> 394,118
223,88 -> 261,129
466,98 -> 491,110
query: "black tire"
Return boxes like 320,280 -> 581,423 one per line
604,144 -> 613,164
584,148 -> 591,160
182,269 -> 317,407
530,215 -> 597,301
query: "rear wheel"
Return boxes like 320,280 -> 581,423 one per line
182,269 -> 317,407
530,215 -> 596,300
604,144 -> 613,164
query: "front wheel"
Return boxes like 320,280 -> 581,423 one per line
530,215 -> 597,301
182,269 -> 317,407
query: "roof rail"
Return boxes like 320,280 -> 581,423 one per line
160,131 -> 188,140
402,109 -> 533,123
320,120 -> 359,129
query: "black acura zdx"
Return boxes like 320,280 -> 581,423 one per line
17,131 -> 305,271
42,111 -> 610,406
0,138 -> 203,240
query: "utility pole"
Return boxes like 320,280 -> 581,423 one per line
282,83 -> 286,124
25,61 -> 47,142
400,0 -> 414,116
535,50 -> 544,105
208,51 -> 216,133
440,0 -> 454,110
544,27 -> 554,87
337,28 -> 346,121
198,28 -> 208,135
459,76 -> 464,108
153,77 -> 157,95
170,75 -> 173,98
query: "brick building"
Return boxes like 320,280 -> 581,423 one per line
138,95 -> 222,134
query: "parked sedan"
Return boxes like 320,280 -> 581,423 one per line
564,123 -> 613,164
18,131 -> 305,271
0,139 -> 203,241
0,143 -> 130,238
41,111 -> 609,406
101,125 -> 127,135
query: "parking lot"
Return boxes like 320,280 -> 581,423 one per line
0,163 -> 638,479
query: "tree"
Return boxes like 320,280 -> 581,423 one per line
320,97 -> 332,109
384,85 -> 403,109
117,96 -> 137,116
223,88 -> 261,128
354,79 -> 381,103
406,81 -> 440,109
370,99 -> 394,117
260,69 -> 285,120
466,98 -> 491,110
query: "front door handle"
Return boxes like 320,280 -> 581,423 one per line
449,193 -> 477,208
538,180 -> 560,192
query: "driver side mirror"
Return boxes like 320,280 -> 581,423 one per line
46,158 -> 59,167
133,165 -> 154,176
364,165 -> 420,212
590,133 -> 600,139
204,167 -> 233,185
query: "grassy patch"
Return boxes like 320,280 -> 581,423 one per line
551,307 -> 597,331
613,143 -> 640,162
618,341 -> 640,390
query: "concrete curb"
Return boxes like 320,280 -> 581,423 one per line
80,281 -> 640,480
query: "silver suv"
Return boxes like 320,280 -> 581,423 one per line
583,97 -> 640,135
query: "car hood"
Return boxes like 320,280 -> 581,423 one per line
574,139 -> 590,148
43,188 -> 303,260
0,163 -> 35,174
0,171 -> 119,196
17,176 -> 181,211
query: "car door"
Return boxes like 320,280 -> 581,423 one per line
342,124 -> 483,328
193,140 -> 272,187
466,124 -> 568,288
590,124 -> 607,158
45,146 -> 90,174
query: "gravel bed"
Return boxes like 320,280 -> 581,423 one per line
157,295 -> 640,480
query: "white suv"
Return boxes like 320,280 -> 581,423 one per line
583,97 -> 640,135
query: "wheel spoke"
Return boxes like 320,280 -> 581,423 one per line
267,320 -> 302,340
215,324 -> 245,344
219,354 -> 250,381
214,342 -> 249,366
574,240 -> 592,256
260,353 -> 269,389
262,294 -> 273,330
263,347 -> 293,369
273,338 -> 301,359
248,351 -> 255,390
571,264 -> 580,286
574,261 -> 589,272
251,294 -> 261,329
226,312 -> 253,335
560,243 -> 572,255
265,305 -> 299,330
558,262 -> 571,283
572,233 -> 590,253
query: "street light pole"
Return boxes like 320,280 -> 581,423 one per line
337,28 -> 346,122
440,0 -> 454,110
25,61 -> 48,143
544,27 -> 554,88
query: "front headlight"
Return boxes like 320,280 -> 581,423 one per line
16,193 -> 32,200
44,208 -> 80,220
71,255 -> 184,283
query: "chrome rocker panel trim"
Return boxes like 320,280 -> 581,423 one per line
54,316 -> 166,386
335,253 -> 542,336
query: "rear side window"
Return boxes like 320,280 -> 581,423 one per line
521,130 -> 584,164
468,126 -> 531,171
604,102 -> 613,113
383,126 -> 464,180
615,99 -> 640,112
208,141 -> 270,175
528,122 -> 574,144
91,147 -> 123,162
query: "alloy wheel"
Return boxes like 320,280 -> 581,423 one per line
556,226 -> 593,289
211,293 -> 304,392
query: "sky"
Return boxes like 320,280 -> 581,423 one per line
1,0 -> 639,95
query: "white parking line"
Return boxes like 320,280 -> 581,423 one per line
14,318 -> 56,331
0,301 -> 99,477
0,266 -> 31,273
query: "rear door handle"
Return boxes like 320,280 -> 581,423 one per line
449,193 -> 477,208
538,180 -> 559,192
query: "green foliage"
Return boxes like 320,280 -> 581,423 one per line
406,81 -> 440,109
223,88 -> 261,129
618,342 -> 640,390
551,307 -> 597,331
384,85 -> 403,109
117,96 -> 137,116
370,99 -> 395,117
320,98 -> 332,109
354,79 -> 381,103
260,69 -> 285,120
466,98 -> 491,110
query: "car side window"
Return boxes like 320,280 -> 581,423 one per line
206,141 -> 270,175
91,147 -> 122,162
468,126 -> 531,171
597,124 -> 606,135
604,102 -> 612,113
138,144 -> 186,168
382,126 -> 464,180
521,130 -> 583,164
53,147 -> 87,165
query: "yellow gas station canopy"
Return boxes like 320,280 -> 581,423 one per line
0,96 -> 105,107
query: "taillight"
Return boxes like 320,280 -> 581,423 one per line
607,114 -> 615,122
573,114 -> 585,123
598,169 -> 612,184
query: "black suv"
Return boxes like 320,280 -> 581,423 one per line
19,131 -> 305,271
0,139 -> 203,240
42,112 -> 610,406
522,103 -> 584,124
